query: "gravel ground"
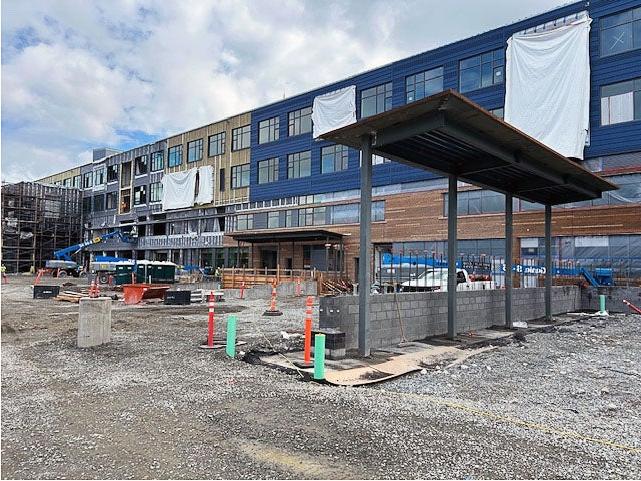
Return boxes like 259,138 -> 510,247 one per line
1,275 -> 640,479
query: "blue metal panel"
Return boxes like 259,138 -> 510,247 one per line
250,0 -> 641,202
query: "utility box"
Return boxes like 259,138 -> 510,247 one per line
33,285 -> 60,299
136,261 -> 176,284
164,290 -> 191,305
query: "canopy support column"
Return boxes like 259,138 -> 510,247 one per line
545,204 -> 552,320
505,193 -> 513,329
447,174 -> 458,340
358,134 -> 372,357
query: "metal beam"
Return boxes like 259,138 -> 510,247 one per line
447,174 -> 458,339
545,204 -> 552,321
505,194 -> 513,329
373,111 -> 446,148
359,134 -> 373,357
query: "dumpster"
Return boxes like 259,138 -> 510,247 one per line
114,262 -> 135,285
122,283 -> 171,305
135,261 -> 176,284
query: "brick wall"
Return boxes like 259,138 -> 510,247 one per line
319,286 -> 581,350
581,286 -> 641,313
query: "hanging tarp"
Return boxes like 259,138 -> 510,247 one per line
312,85 -> 356,138
505,15 -> 591,159
195,165 -> 214,205
161,169 -> 197,210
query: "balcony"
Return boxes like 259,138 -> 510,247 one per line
136,232 -> 224,249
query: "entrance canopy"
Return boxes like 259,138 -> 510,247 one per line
320,89 -> 616,205
230,229 -> 343,244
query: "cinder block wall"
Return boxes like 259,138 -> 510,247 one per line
319,286 -> 580,350
581,286 -> 641,313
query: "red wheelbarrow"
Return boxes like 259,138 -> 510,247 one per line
122,283 -> 171,305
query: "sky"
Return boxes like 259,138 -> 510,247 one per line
1,0 -> 572,182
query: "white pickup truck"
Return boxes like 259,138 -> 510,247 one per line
400,268 -> 494,292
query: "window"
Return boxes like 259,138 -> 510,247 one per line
232,125 -> 251,151
288,107 -> 312,136
258,158 -> 279,184
268,211 -> 280,228
460,49 -> 504,93
208,132 -> 226,156
93,167 -> 105,186
93,194 -> 105,212
361,82 -> 392,118
133,185 -> 147,205
72,175 -> 81,188
443,190 -> 506,216
321,145 -> 349,173
107,165 -> 118,182
258,117 -> 279,144
406,67 -> 444,103
236,214 -> 253,231
373,154 -> 391,165
329,201 -> 385,224
63,178 -> 71,187
601,78 -> 641,126
219,168 -> 226,192
490,107 -> 504,119
120,162 -> 132,187
285,209 -> 298,227
106,192 -> 118,210
231,164 -> 250,188
168,145 -> 183,167
150,182 -> 163,202
151,151 -> 164,171
82,197 -> 91,215
135,155 -> 148,175
287,151 -> 311,179
83,173 -> 92,189
187,139 -> 203,162
601,7 -> 641,56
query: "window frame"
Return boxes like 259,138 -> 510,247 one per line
288,106 -> 312,136
600,7 -> 641,57
232,125 -> 251,151
168,145 -> 183,167
231,163 -> 250,189
321,144 -> 349,174
406,67 -> 444,103
187,139 -> 204,163
150,151 -> 164,171
150,182 -> 163,203
258,116 -> 280,144
287,151 -> 312,179
133,185 -> 147,205
361,82 -> 393,118
459,48 -> 504,93
257,158 -> 279,184
208,131 -> 226,157
600,77 -> 641,126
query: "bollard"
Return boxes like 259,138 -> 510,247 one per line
226,315 -> 237,357
304,296 -> 313,364
131,272 -> 135,284
314,334 -> 325,380
108,274 -> 114,287
239,281 -> 245,299
597,294 -> 608,316
263,284 -> 283,316
296,277 -> 302,297
207,293 -> 215,347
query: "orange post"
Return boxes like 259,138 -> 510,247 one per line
269,286 -> 277,311
207,293 -> 215,347
304,296 -> 313,364
296,277 -> 302,297
239,281 -> 245,299
263,283 -> 283,316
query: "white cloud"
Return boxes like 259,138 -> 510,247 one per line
1,0 -> 570,182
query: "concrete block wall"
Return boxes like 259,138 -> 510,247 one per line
320,286 -> 580,350
581,286 -> 641,313
242,281 -> 317,300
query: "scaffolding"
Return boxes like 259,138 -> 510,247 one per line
1,182 -> 82,273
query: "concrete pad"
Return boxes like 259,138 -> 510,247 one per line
78,297 -> 112,348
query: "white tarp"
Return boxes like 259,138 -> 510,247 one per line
505,16 -> 591,159
161,168 -> 197,210
195,165 -> 214,205
312,85 -> 356,138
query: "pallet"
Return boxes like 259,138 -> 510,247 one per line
55,290 -> 89,303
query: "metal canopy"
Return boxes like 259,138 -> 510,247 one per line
320,89 -> 616,205
230,229 -> 343,244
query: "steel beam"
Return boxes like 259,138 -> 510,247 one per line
373,112 -> 446,148
545,204 -> 552,321
359,134 -> 373,357
505,193 -> 513,329
447,174 -> 458,339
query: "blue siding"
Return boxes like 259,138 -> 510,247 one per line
250,0 -> 641,202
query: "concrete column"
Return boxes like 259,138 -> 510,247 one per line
505,193 -> 513,329
78,297 -> 112,348
447,174 -> 458,339
358,135 -> 372,357
545,204 -> 552,320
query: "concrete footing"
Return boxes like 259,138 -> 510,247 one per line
78,297 -> 112,348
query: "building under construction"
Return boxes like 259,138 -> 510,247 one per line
1,182 -> 82,273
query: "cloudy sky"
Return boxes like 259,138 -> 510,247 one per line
1,0 -> 570,182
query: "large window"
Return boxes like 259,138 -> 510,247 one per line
208,131 -> 226,156
150,182 -> 163,202
406,67 -> 444,103
601,77 -> 641,126
107,165 -> 118,182
258,117 -> 279,144
93,167 -> 105,186
135,155 -> 148,175
288,107 -> 312,136
72,175 -> 81,188
168,145 -> 183,167
268,211 -> 280,229
83,172 -> 92,189
106,191 -> 118,210
443,189 -> 507,216
187,139 -> 203,162
321,144 -> 349,174
236,214 -> 253,231
231,164 -> 250,188
459,49 -> 504,93
258,158 -> 279,184
151,151 -> 164,171
287,151 -> 311,179
361,82 -> 392,118
600,7 -> 641,57
93,194 -> 105,212
134,185 -> 147,205
232,125 -> 251,151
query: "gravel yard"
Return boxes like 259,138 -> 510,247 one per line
1,276 -> 640,479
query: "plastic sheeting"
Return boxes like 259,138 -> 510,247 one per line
161,169 -> 197,210
312,85 -> 356,138
505,16 -> 591,159
195,165 -> 214,205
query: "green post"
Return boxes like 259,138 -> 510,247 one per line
314,334 -> 325,380
226,315 -> 237,357
599,294 -> 606,313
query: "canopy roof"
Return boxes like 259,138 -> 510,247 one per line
230,229 -> 343,244
320,89 -> 617,205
